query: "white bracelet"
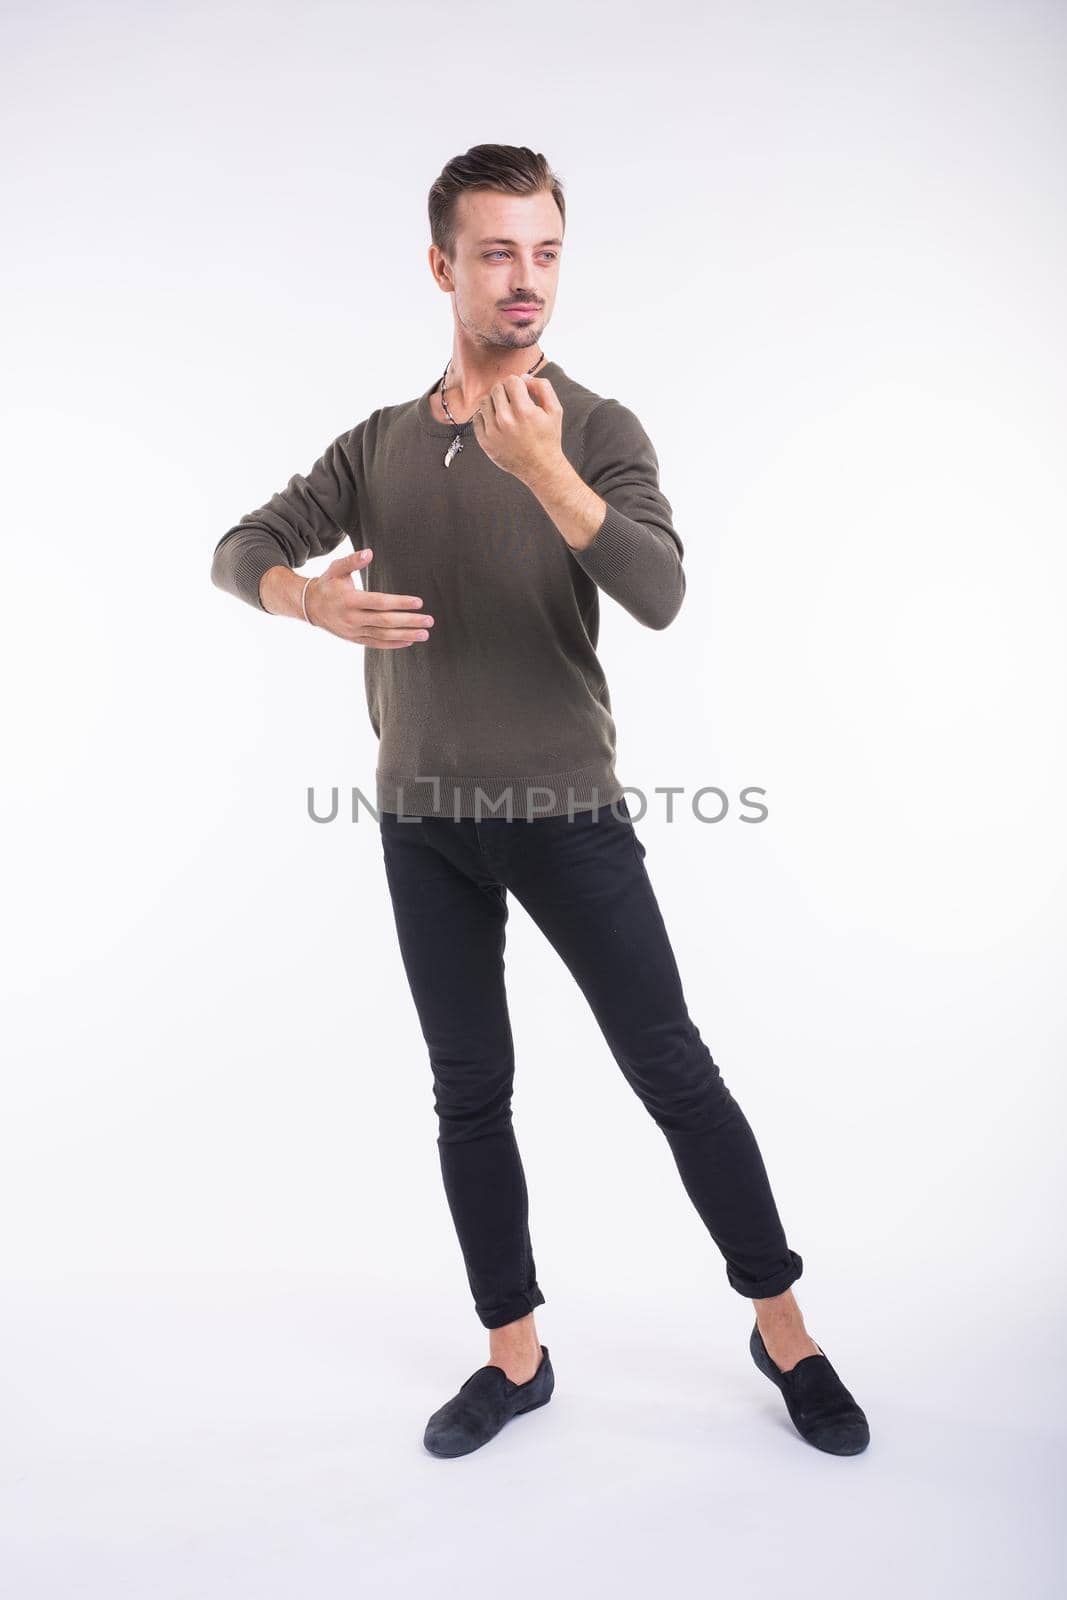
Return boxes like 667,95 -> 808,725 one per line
300,576 -> 317,626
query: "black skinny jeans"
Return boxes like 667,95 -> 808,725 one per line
379,796 -> 803,1329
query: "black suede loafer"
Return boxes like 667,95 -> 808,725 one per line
423,1345 -> 555,1458
750,1322 -> 870,1455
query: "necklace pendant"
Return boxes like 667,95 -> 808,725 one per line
444,434 -> 463,468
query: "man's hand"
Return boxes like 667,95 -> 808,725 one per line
261,550 -> 434,648
471,373 -> 612,553
472,373 -> 565,486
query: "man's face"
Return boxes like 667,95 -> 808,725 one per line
438,188 -> 562,352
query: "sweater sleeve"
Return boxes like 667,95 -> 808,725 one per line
571,398 -> 686,630
211,420 -> 366,611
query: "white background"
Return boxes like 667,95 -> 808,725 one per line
2,1 -> 1064,1595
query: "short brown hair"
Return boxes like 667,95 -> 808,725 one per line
428,144 -> 566,262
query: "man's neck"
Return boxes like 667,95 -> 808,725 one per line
433,346 -> 547,422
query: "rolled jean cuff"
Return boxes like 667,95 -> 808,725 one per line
726,1249 -> 803,1300
477,1284 -> 547,1330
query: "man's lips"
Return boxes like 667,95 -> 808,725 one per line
502,304 -> 540,315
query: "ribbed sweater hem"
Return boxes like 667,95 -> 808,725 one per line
376,760 -> 624,820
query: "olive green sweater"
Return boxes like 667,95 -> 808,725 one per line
211,359 -> 686,819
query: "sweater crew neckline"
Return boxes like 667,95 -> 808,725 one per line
416,360 -> 561,436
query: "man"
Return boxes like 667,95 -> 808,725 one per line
211,144 -> 869,1459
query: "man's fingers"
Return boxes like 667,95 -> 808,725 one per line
361,613 -> 434,632
360,622 -> 432,644
354,589 -> 425,611
525,376 -> 561,414
354,601 -> 433,630
502,373 -> 538,416
486,380 -> 515,420
313,573 -> 434,644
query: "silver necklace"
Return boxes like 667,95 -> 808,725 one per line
437,350 -> 547,467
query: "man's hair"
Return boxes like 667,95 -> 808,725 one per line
428,144 -> 566,263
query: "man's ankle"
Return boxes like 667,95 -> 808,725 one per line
753,1287 -> 804,1325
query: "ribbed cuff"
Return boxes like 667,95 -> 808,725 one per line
574,499 -> 644,574
569,502 -> 685,630
211,534 -> 291,611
